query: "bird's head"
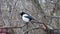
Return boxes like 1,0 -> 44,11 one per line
19,12 -> 26,16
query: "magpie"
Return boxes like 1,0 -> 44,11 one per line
20,12 -> 34,22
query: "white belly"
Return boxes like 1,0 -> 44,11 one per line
22,17 -> 29,22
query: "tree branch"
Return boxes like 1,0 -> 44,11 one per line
24,26 -> 43,34
0,26 -> 23,29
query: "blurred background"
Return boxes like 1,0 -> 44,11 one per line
0,0 -> 60,34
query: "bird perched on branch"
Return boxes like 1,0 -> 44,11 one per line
19,12 -> 34,22
19,12 -> 35,34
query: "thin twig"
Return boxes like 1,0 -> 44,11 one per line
0,24 -> 27,29
44,15 -> 60,18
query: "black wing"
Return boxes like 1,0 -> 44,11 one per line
24,15 -> 34,21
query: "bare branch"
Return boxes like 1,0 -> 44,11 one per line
43,15 -> 60,19
14,0 -> 18,6
31,0 -> 45,15
24,27 -> 43,34
0,26 -> 24,29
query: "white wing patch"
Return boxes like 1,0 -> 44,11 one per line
22,14 -> 29,22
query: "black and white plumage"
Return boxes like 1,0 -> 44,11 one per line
20,12 -> 34,22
